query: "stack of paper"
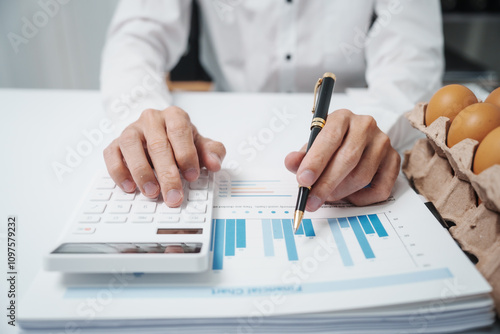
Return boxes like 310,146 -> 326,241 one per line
19,171 -> 494,333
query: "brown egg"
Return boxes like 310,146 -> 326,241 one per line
425,84 -> 478,126
485,87 -> 500,109
447,102 -> 500,148
473,126 -> 500,174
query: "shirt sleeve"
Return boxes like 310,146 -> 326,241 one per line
364,0 -> 444,151
100,0 -> 192,125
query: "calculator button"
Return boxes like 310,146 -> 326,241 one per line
79,215 -> 101,223
186,202 -> 207,214
136,193 -> 158,202
132,215 -> 154,223
199,169 -> 209,178
184,214 -> 205,223
133,202 -> 157,214
83,203 -> 107,214
90,190 -> 112,201
73,226 -> 96,234
114,191 -> 136,201
188,190 -> 208,201
105,215 -> 127,223
189,179 -> 208,190
96,178 -> 116,189
157,204 -> 181,214
157,215 -> 180,223
107,203 -> 131,214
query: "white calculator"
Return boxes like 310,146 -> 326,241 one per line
44,170 -> 214,273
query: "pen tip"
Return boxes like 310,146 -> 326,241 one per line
293,210 -> 304,233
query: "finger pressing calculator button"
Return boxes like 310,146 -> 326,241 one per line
188,190 -> 208,201
83,203 -> 107,214
184,214 -> 205,223
79,215 -> 101,223
199,168 -> 209,178
107,203 -> 131,214
136,193 -> 158,202
105,215 -> 127,223
189,179 -> 209,190
133,202 -> 157,214
186,202 -> 207,214
132,215 -> 154,223
96,178 -> 116,189
73,226 -> 96,234
157,215 -> 180,223
90,190 -> 112,201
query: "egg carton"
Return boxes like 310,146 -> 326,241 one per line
403,102 -> 500,312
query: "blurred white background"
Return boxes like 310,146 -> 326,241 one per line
0,0 -> 119,90
1,0 -> 499,91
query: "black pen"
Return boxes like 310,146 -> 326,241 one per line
293,73 -> 336,233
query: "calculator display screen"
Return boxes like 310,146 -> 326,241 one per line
157,228 -> 202,235
52,243 -> 202,254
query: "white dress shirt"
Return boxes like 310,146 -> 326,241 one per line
100,0 -> 444,148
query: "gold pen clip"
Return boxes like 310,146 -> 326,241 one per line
311,77 -> 323,114
311,73 -> 336,114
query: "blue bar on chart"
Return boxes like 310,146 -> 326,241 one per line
327,218 -> 354,266
358,215 -> 375,234
348,216 -> 375,259
225,219 -> 235,256
236,219 -> 246,248
272,219 -> 283,239
338,217 -> 350,228
281,219 -> 299,261
262,219 -> 275,257
295,222 -> 304,235
210,219 -> 215,251
213,219 -> 225,270
213,219 -> 248,270
302,219 -> 316,237
368,214 -> 389,237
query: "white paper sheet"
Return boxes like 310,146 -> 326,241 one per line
19,169 -> 494,333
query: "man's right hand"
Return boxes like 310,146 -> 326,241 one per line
103,106 -> 226,207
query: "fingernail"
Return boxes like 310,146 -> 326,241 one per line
184,168 -> 199,181
144,182 -> 159,197
298,170 -> 315,186
121,179 -> 135,192
166,189 -> 182,205
307,195 -> 322,211
209,152 -> 222,165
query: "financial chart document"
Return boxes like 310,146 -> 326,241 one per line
20,168 -> 491,328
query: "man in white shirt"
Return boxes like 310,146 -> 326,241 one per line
101,0 -> 444,211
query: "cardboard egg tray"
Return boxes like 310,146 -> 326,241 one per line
403,102 -> 500,312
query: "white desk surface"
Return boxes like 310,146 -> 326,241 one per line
1,89 -> 498,334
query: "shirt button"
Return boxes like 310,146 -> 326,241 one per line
285,54 -> 292,61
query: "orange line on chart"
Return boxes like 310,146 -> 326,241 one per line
231,191 -> 275,194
